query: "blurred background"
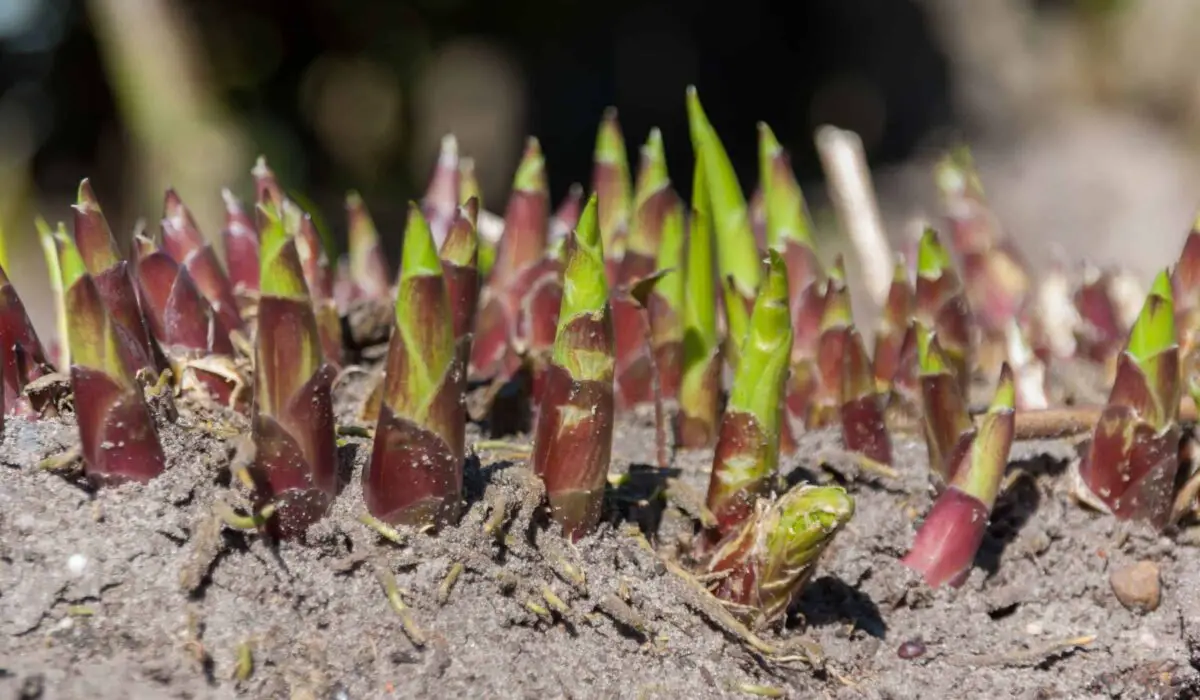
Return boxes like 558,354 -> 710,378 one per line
2,0 -> 1200,333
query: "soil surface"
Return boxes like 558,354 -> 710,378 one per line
3,367 -> 1200,700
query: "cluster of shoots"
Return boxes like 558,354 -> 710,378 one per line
7,87 -> 1200,630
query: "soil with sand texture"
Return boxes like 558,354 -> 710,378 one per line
2,365 -> 1200,699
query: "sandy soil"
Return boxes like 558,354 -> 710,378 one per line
2,366 -> 1199,700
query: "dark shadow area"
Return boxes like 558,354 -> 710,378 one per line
334,441 -> 359,496
791,573 -> 887,639
5,0 -> 952,258
605,462 -> 678,536
974,455 -> 1067,576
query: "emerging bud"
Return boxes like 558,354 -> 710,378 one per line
706,484 -> 854,629
873,258 -> 913,395
470,138 -> 552,381
492,137 -> 549,287
458,157 -> 494,276
221,188 -> 260,297
1073,271 -> 1180,529
806,262 -> 852,429
677,153 -> 722,449
1172,217 -> 1200,408
250,204 -> 338,538
917,324 -> 973,489
55,230 -> 166,485
343,192 -> 393,303
422,134 -> 461,245
841,327 -> 892,466
364,204 -> 466,527
440,198 -> 482,345
252,155 -> 284,211
1073,264 -> 1126,365
160,189 -> 244,334
620,128 -> 675,283
72,179 -> 159,373
933,148 -> 1029,335
915,228 -> 971,396
705,250 -> 792,539
531,195 -> 615,540
282,199 -> 343,367
132,234 -> 242,408
902,364 -> 1015,588
0,262 -> 54,417
592,108 -> 633,263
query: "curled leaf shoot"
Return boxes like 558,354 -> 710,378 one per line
706,484 -> 855,629
364,203 -> 465,527
72,179 -> 159,373
902,364 -> 1015,588
55,229 -> 166,484
531,194 -> 615,541
251,203 -> 338,538
1073,271 -> 1180,529
705,250 -> 792,540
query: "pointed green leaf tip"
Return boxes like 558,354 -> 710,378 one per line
758,122 -> 813,249
557,194 -> 608,326
1127,269 -> 1175,364
915,323 -> 950,376
634,128 -> 669,208
54,228 -> 89,292
990,362 -> 1016,412
727,249 -> 792,426
514,137 -> 547,194
400,203 -> 443,282
953,363 -> 1015,509
917,227 -> 954,278
553,194 -> 610,378
595,108 -> 627,166
684,164 -> 718,350
686,86 -> 759,298
758,121 -> 783,161
257,203 -> 309,300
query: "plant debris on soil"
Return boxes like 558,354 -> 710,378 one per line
2,364 -> 1199,699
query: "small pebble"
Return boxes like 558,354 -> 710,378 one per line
897,639 -> 926,659
1110,561 -> 1161,613
67,554 -> 87,577
1025,621 -> 1044,636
